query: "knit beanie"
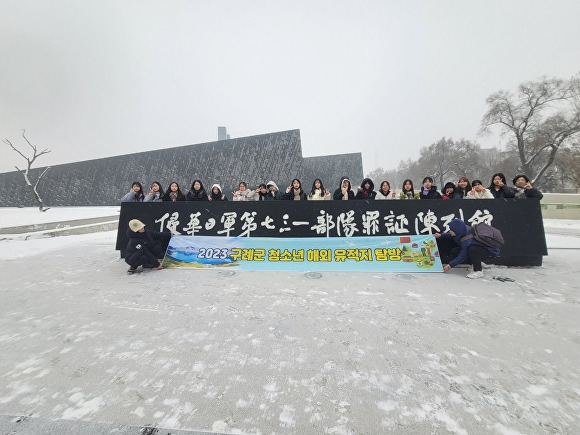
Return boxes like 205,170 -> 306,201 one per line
129,219 -> 145,232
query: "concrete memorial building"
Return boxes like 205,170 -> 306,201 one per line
0,129 -> 363,207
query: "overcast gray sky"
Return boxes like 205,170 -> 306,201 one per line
1,0 -> 579,176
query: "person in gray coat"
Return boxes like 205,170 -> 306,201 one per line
144,181 -> 164,202
121,182 -> 145,202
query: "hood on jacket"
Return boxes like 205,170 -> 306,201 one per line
448,218 -> 469,241
443,182 -> 456,195
338,177 -> 351,189
266,181 -> 279,191
359,178 -> 375,191
211,184 -> 222,194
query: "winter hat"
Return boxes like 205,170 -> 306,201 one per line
471,180 -> 483,187
512,174 -> 530,185
129,219 -> 145,232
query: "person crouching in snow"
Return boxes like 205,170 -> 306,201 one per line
434,218 -> 499,279
125,219 -> 170,274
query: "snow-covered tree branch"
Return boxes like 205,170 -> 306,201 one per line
3,130 -> 51,211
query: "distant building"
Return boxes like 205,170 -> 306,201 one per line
218,127 -> 229,141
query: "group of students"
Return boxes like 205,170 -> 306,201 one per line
394,173 -> 543,200
123,172 -> 543,278
123,214 -> 502,280
121,172 -> 543,203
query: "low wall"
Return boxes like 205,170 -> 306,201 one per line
117,199 -> 547,267
541,193 -> 580,219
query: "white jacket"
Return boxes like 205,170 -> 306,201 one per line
465,189 -> 494,199
375,190 -> 397,200
233,188 -> 257,201
307,188 -> 330,200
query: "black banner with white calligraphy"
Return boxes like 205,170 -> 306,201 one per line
116,199 -> 547,266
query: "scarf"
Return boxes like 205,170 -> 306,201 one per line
293,188 -> 301,200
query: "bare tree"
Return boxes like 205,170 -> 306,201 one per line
552,145 -> 580,191
480,75 -> 580,186
416,137 -> 480,188
3,130 -> 51,211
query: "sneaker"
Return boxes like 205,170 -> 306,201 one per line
127,267 -> 137,275
466,270 -> 484,279
481,262 -> 492,269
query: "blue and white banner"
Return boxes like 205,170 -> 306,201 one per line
162,235 -> 443,272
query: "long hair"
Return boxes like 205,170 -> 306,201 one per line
489,173 -> 507,190
402,179 -> 414,195
162,181 -> 185,201
190,179 -> 206,192
379,181 -> 391,195
150,181 -> 164,197
290,178 -> 304,194
310,178 -> 325,197
457,177 -> 470,196
131,181 -> 145,201
257,183 -> 268,200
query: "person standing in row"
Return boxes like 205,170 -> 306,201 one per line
420,177 -> 442,199
456,177 -> 471,198
399,179 -> 419,200
186,180 -> 209,201
441,182 -> 461,200
233,181 -> 257,201
488,173 -> 515,198
285,179 -> 307,200
464,180 -> 494,199
208,184 -> 228,201
375,181 -> 397,200
121,182 -> 145,203
265,181 -> 284,200
162,182 -> 186,202
308,178 -> 331,200
355,178 -> 376,200
254,183 -> 269,201
512,174 -> 543,199
144,181 -> 164,202
333,177 -> 354,200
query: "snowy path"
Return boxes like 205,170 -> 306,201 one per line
0,210 -> 579,433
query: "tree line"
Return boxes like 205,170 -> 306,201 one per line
367,74 -> 580,193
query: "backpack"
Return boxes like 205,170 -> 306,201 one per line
460,223 -> 504,249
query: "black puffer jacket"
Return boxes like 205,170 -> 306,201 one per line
125,228 -> 170,267
420,186 -> 442,199
355,178 -> 376,200
333,177 -> 355,200
186,189 -> 209,201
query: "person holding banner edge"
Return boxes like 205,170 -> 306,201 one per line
434,218 -> 499,279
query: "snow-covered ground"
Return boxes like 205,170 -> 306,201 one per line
1,207 -> 579,434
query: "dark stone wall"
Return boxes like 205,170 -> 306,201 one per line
0,130 -> 363,206
303,153 -> 364,193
